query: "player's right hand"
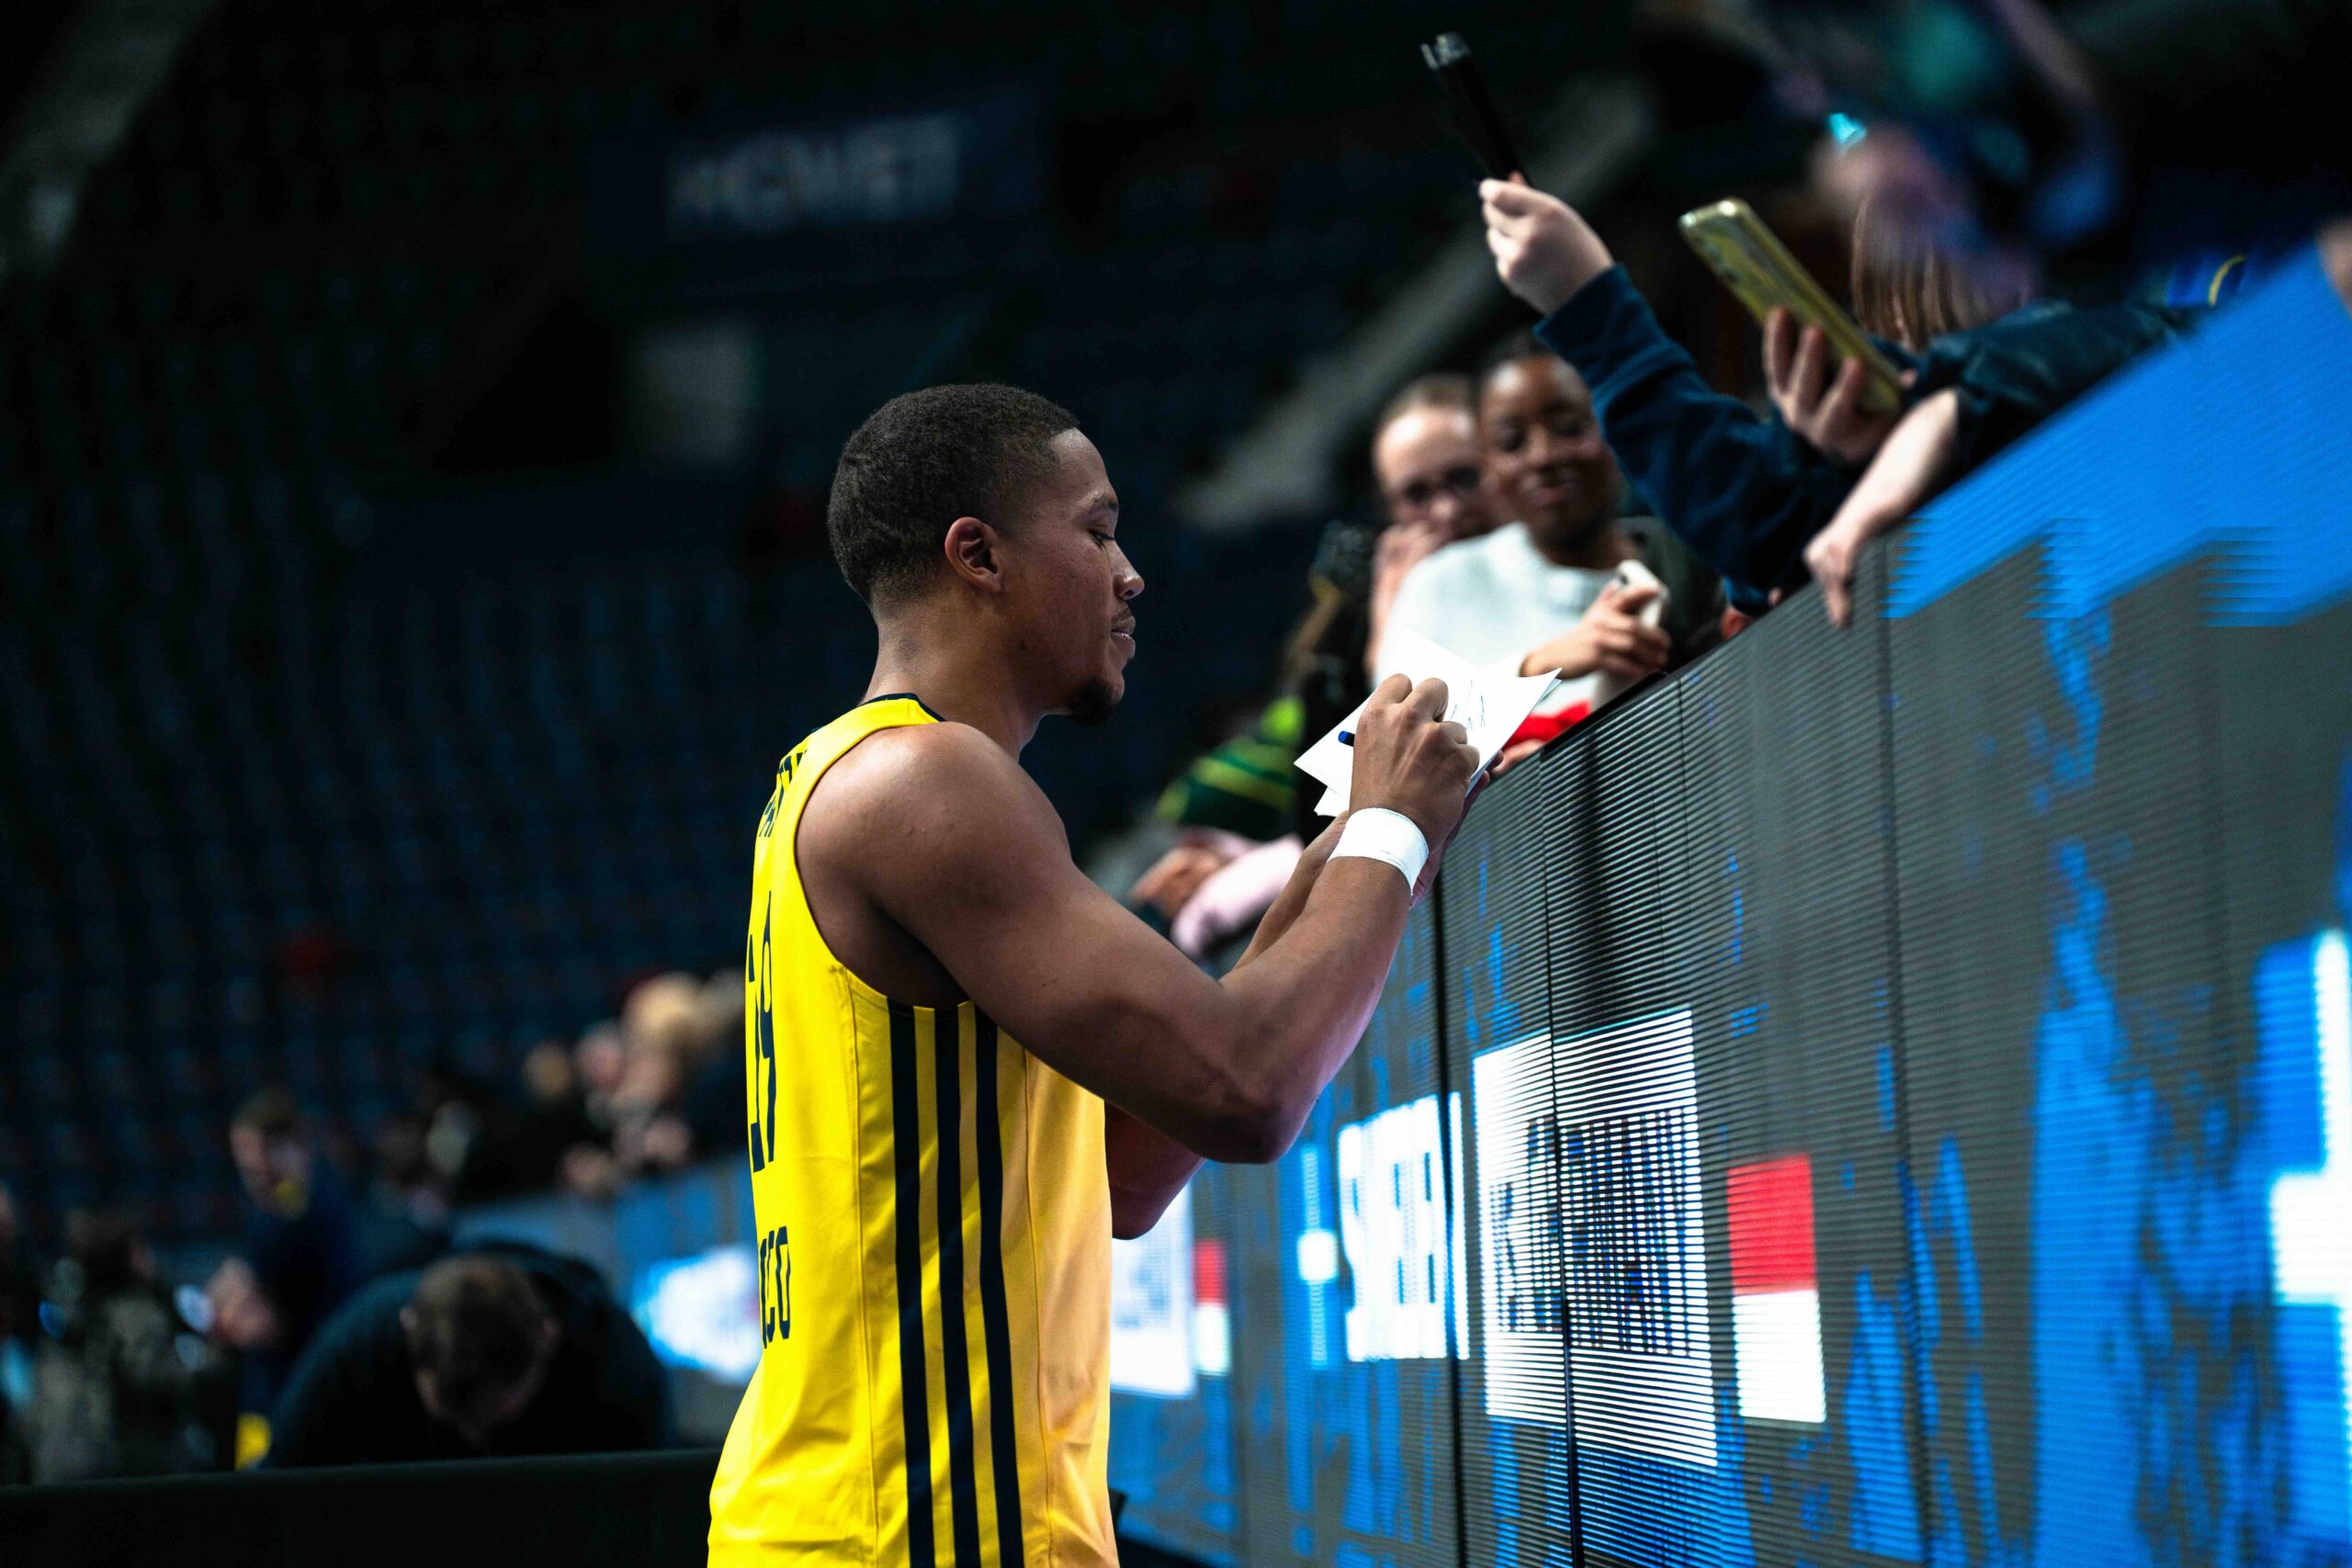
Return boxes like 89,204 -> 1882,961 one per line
1349,675 -> 1480,845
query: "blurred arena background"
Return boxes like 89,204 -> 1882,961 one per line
4,4 -> 2351,1567
0,0 -> 1784,1300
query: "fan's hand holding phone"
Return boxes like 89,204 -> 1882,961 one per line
1764,307 -> 1908,466
1679,198 -> 1904,413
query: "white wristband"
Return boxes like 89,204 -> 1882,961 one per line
1333,807 -> 1430,890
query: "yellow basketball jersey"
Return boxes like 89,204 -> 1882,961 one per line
708,695 -> 1116,1568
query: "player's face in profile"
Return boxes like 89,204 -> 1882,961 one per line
1004,429 -> 1144,726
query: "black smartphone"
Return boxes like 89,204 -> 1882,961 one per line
1421,32 -> 1522,180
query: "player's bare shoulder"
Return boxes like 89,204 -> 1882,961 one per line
800,718 -> 1068,894
792,721 -> 1069,1005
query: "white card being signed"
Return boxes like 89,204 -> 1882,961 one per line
1295,628 -> 1561,818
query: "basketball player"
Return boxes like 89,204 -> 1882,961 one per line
707,384 -> 1479,1567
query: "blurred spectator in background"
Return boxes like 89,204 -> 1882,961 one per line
1802,280 -> 2203,622
1774,0 -> 2352,283
328,1066 -> 502,1280
208,1088 -> 362,1436
681,968 -> 751,1160
368,1109 -> 456,1241
1132,376 -> 1505,963
1146,691 -> 1309,851
1481,175 -> 2211,626
1364,375 -> 1501,670
1798,194 -> 2213,624
263,1241 -> 668,1468
1765,194 -> 2030,464
458,1037 -> 602,1199
606,972 -> 707,1179
22,1210 -> 232,1482
1376,337 -> 1721,772
0,1183 -> 38,1351
561,1020 -> 632,1198
1478,178 -> 2013,609
463,974 -> 741,1201
0,1182 -> 43,1481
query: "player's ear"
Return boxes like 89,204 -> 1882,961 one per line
944,517 -> 1006,594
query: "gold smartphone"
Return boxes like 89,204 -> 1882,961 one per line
1678,197 -> 1903,413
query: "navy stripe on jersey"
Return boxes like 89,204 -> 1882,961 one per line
888,1001 -> 937,1568
973,1012 -> 1027,1568
933,1015 -> 982,1568
758,905 -> 776,1169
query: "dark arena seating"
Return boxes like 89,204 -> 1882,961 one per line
6,3 -> 2352,1566
0,1449 -> 723,1568
4,0 -> 1581,1246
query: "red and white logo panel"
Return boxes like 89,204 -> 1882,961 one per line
1727,1153 -> 1826,1425
1193,1237 -> 1230,1377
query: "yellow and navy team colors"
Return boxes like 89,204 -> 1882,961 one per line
708,694 -> 1117,1568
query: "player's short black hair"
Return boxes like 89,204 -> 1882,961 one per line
827,384 -> 1080,604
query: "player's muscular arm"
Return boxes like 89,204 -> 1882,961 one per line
1102,1107 -> 1201,1238
837,681 -> 1475,1167
1099,813 -> 1352,1235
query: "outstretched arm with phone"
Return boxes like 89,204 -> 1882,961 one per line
1801,288 -> 2208,627
1478,178 -> 1871,607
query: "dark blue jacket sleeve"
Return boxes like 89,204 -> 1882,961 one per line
1534,266 -> 1865,610
1910,298 -> 2206,474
